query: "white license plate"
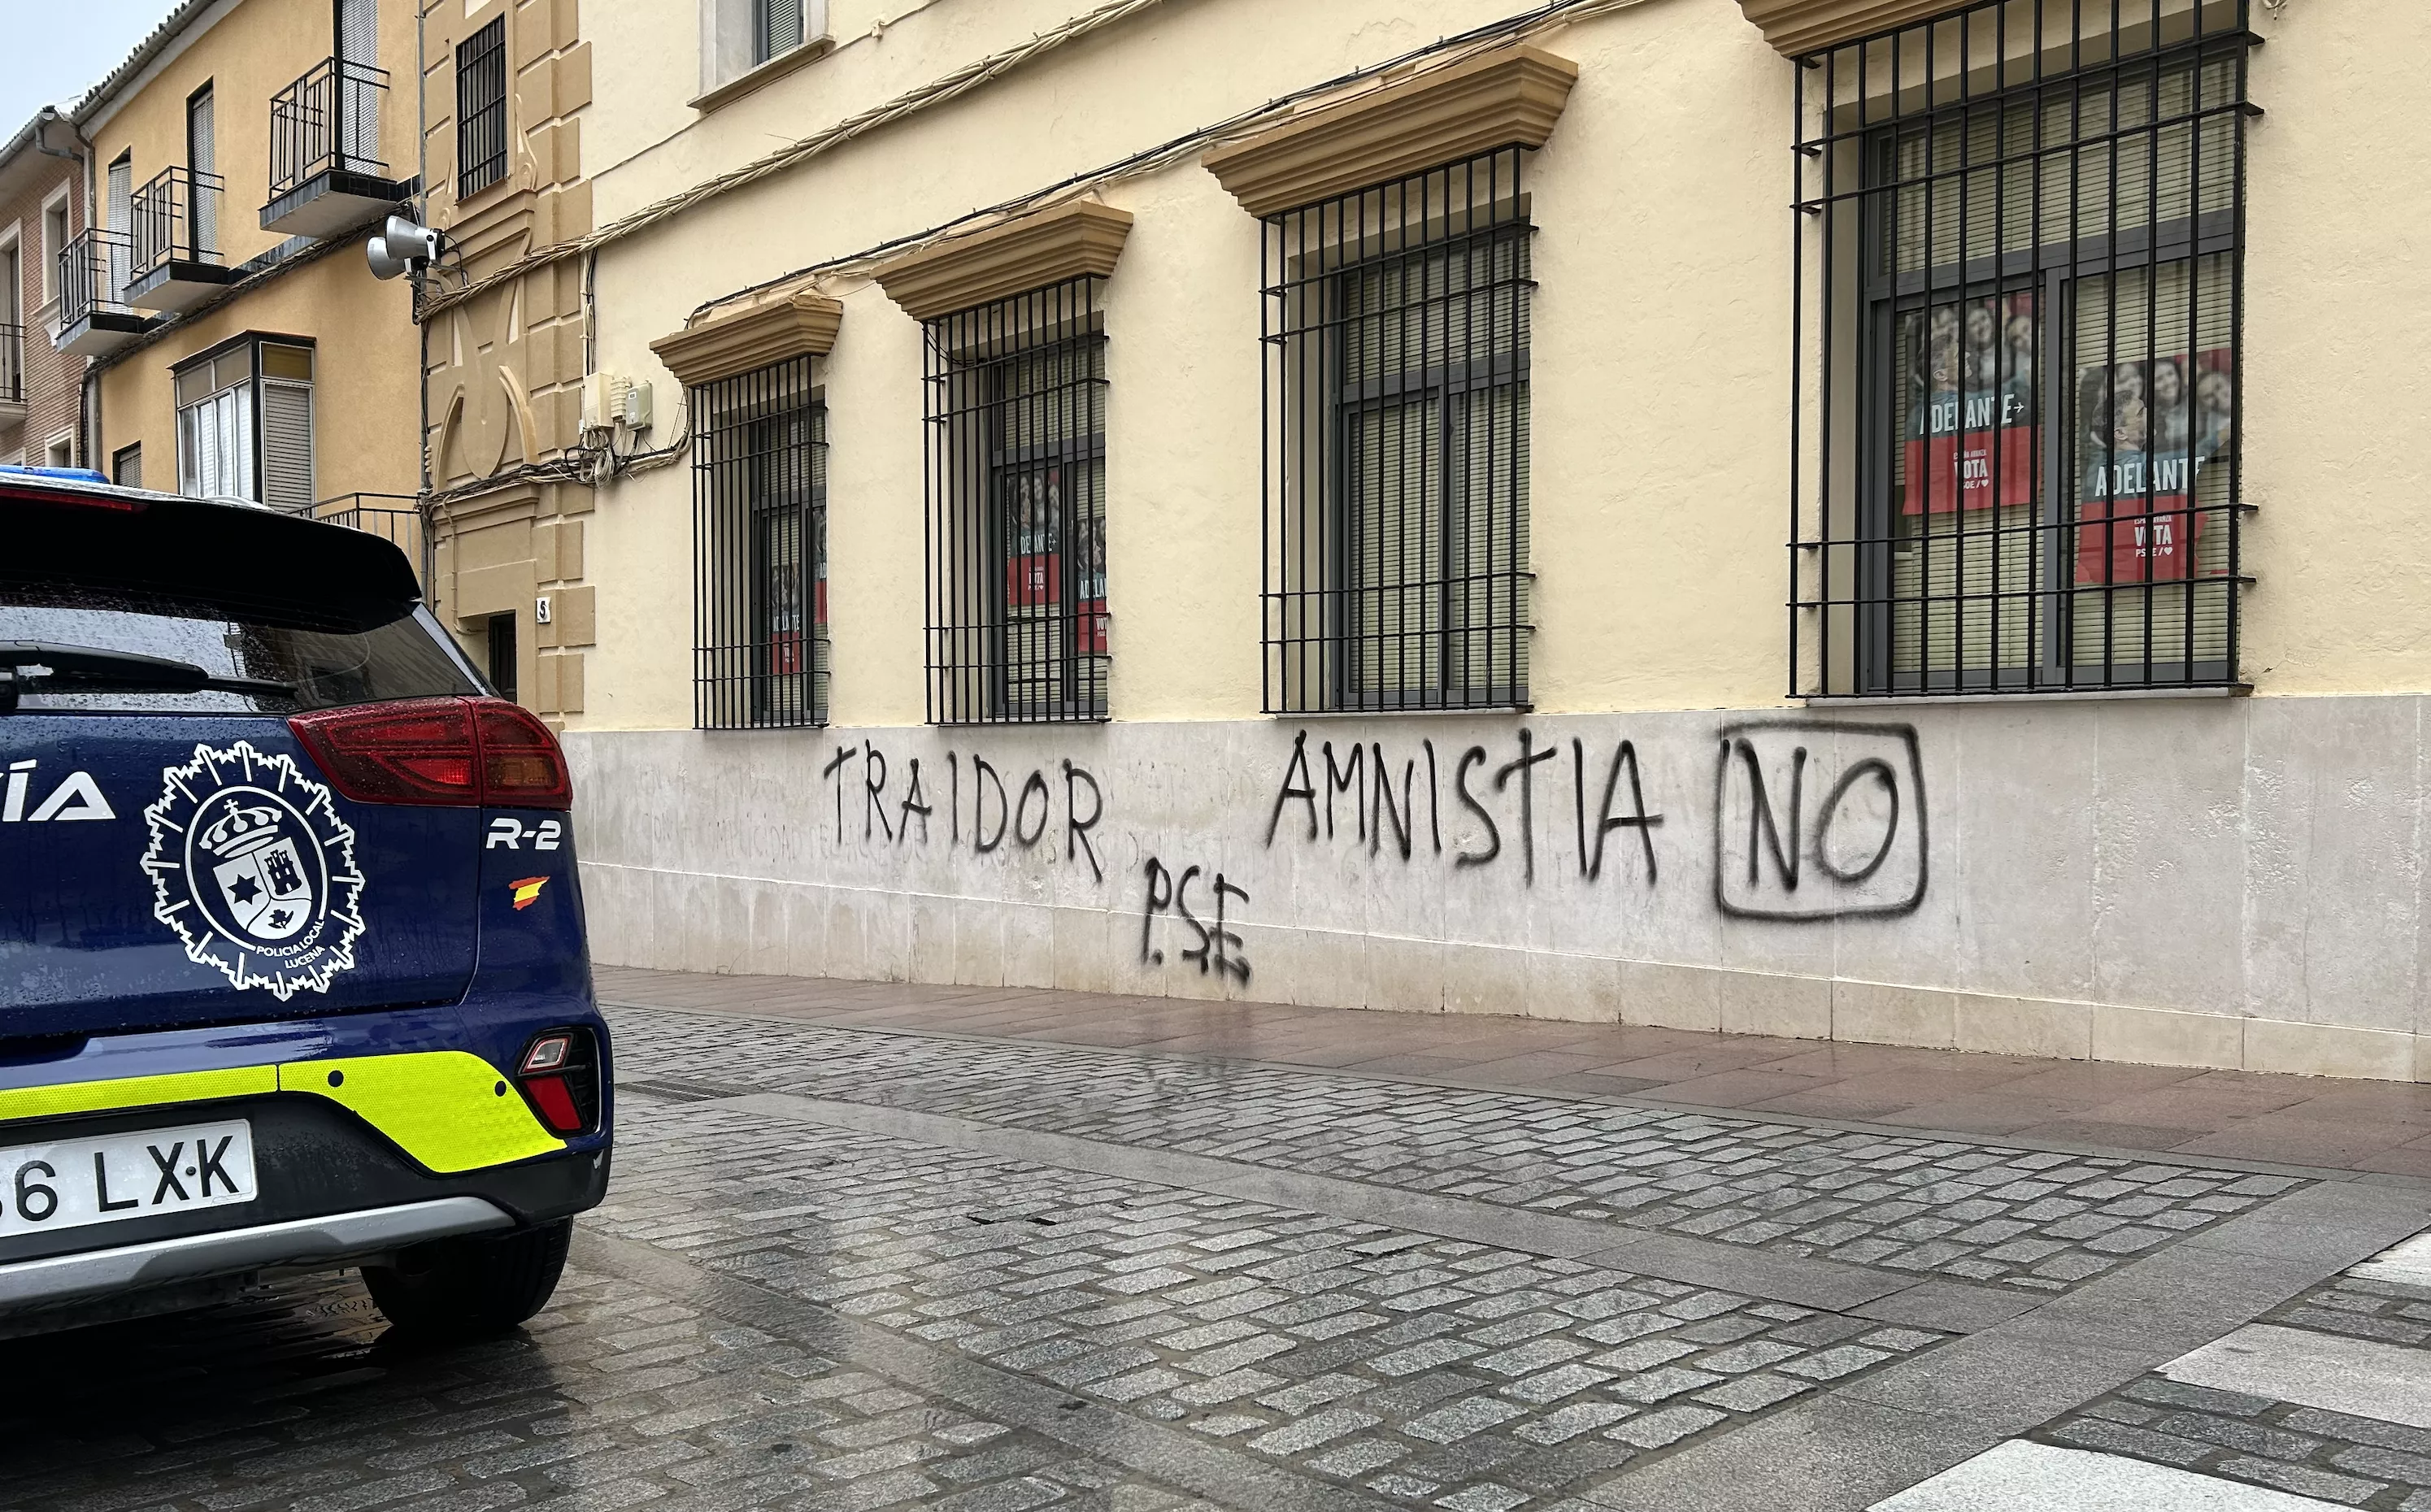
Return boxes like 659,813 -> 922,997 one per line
0,1119 -> 255,1239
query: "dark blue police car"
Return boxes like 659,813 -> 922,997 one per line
0,467 -> 609,1338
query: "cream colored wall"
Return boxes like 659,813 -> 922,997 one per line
89,0 -> 408,267
575,0 -> 2429,738
98,249 -> 424,501
2236,0 -> 2431,693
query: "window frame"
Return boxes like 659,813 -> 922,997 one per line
689,354 -> 828,731
454,17 -> 509,202
1792,0 -> 2257,699
919,276 -> 1111,727
1257,146 -> 1537,716
172,334 -> 317,506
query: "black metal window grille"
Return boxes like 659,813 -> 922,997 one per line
921,276 -> 1109,725
694,356 -> 828,729
1792,0 -> 2256,697
455,18 -> 508,202
1259,147 -> 1534,715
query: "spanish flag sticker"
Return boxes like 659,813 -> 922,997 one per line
509,876 -> 549,910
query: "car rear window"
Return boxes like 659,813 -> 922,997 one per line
1,588 -> 481,715
2,491 -> 482,715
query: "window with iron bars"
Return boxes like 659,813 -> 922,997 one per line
454,18 -> 508,202
920,277 -> 1109,725
1258,147 -> 1534,715
693,356 -> 828,729
1792,0 -> 2255,697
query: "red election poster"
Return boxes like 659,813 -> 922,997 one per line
1075,512 -> 1107,654
1003,468 -> 1063,608
2073,349 -> 2234,584
1903,293 -> 2038,515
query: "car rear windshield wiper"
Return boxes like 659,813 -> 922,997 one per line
0,640 -> 297,710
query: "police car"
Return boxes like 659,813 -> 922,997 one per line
0,467 -> 609,1339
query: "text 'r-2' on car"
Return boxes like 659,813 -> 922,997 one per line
0,466 -> 609,1340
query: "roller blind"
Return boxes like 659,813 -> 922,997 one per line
261,378 -> 315,513
1882,55 -> 2239,279
755,0 -> 802,63
1341,226 -> 1530,703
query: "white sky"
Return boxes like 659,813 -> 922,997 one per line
3,4 -> 184,141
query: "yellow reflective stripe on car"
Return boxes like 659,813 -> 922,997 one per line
277,1052 -> 565,1174
0,1066 -> 279,1125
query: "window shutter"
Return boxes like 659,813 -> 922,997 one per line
107,159 -> 132,294
339,0 -> 381,167
188,89 -> 217,258
261,379 -> 315,512
756,0 -> 802,63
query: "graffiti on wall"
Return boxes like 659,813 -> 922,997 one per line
797,719 -> 1927,990
820,742 -> 1108,882
1714,722 -> 1927,921
1263,730 -> 1666,886
1141,858 -> 1250,983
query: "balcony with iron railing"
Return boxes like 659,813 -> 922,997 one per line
0,324 -> 23,426
53,228 -> 153,358
263,59 -> 408,238
308,493 -> 428,590
126,167 -> 235,315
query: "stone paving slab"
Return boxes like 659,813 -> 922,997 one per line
594,965 -> 2431,1179
609,1008 -> 2309,1295
589,1092 -> 1949,1509
0,1264 -> 1224,1512
2016,1270 -> 2431,1510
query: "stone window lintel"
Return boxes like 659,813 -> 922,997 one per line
650,285 -> 845,389
1202,45 -> 1579,220
872,201 -> 1135,324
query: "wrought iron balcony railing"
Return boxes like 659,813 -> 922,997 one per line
129,167 -> 225,280
270,57 -> 389,200
56,228 -> 135,328
310,493 -> 428,589
0,324 -> 22,406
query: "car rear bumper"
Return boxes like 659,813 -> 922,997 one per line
0,1196 -> 516,1316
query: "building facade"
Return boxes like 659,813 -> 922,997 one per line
64,0 -> 423,561
420,0 -> 2431,1080
0,111 -> 89,469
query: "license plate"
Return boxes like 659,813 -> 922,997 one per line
0,1119 -> 255,1239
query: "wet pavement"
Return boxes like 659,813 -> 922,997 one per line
8,975 -> 2431,1510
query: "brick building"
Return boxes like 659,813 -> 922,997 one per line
0,109 -> 89,468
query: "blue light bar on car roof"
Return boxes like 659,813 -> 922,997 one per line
0,466 -> 111,484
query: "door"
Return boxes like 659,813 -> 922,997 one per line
106,157 -> 131,299
186,86 -> 216,259
335,0 -> 379,168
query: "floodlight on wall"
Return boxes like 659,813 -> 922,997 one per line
367,215 -> 444,280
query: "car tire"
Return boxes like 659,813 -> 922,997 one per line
363,1218 -> 572,1338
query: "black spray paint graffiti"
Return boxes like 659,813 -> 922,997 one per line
820,743 -> 1106,882
1265,729 -> 1663,886
1141,858 -> 1250,983
1713,721 -> 1926,921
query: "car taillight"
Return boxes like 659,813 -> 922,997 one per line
476,700 -> 574,808
290,696 -> 572,810
515,1029 -> 598,1136
289,697 -> 479,804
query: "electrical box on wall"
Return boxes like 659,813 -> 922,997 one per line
580,373 -> 654,435
579,373 -> 628,435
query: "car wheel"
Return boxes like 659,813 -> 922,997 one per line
363,1218 -> 572,1338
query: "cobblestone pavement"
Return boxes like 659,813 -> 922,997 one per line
6,1004 -> 2431,1512
608,1010 -> 2306,1294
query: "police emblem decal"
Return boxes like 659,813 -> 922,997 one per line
141,741 -> 367,999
